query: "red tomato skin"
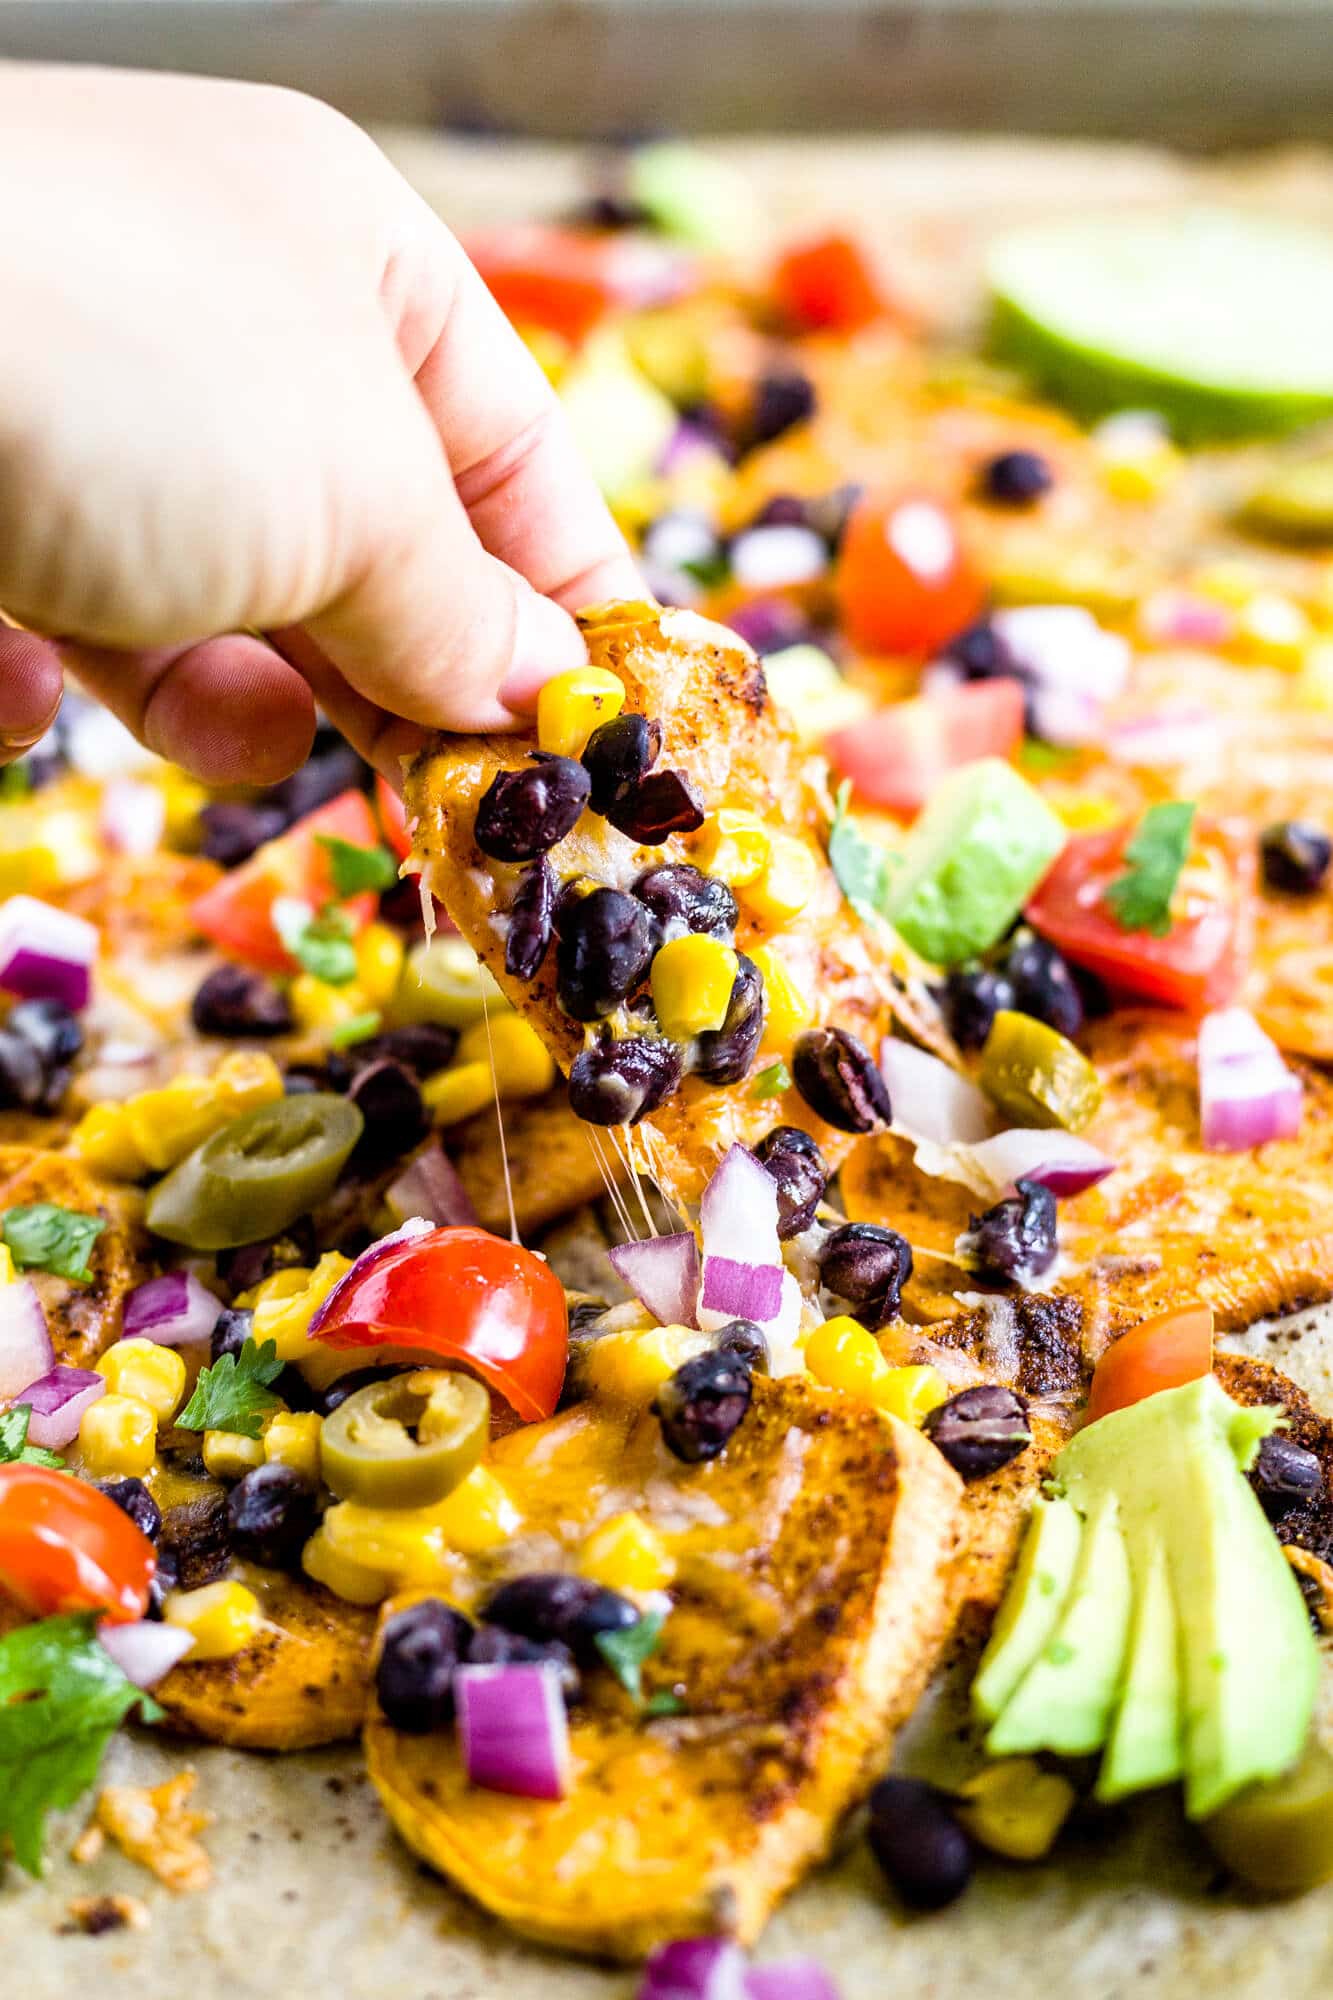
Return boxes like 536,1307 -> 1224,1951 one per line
376,774 -> 415,865
310,1226 -> 568,1422
837,492 -> 987,658
190,790 -> 380,972
0,1464 -> 155,1623
1025,819 -> 1255,1013
773,233 -> 888,333
468,225 -> 691,343
1084,1306 -> 1215,1426
826,680 -> 1025,817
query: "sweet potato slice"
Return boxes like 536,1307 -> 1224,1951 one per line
0,1144 -> 145,1368
450,1087 -> 628,1235
365,1375 -> 961,1958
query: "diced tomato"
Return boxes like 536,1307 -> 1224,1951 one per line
190,790 -> 380,972
1084,1305 -> 1215,1426
837,492 -> 987,658
309,1225 -> 568,1422
772,232 -> 891,334
827,680 -> 1025,817
0,1464 -> 155,1623
468,224 -> 693,344
376,775 -> 414,865
1025,817 -> 1254,1012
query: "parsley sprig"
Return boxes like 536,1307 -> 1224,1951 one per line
273,897 -> 359,985
1103,800 -> 1197,937
828,779 -> 896,921
317,834 -> 398,897
176,1336 -> 284,1440
0,1404 -> 64,1470
2,1204 -> 106,1285
595,1608 -> 683,1715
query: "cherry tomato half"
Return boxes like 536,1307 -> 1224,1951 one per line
191,789 -> 381,973
772,232 -> 891,334
1025,817 -> 1254,1013
309,1225 -> 568,1422
1084,1305 -> 1215,1427
0,1464 -> 155,1623
468,224 -> 693,344
837,491 -> 986,658
826,679 -> 1025,818
376,774 -> 414,865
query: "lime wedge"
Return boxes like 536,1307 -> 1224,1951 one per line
988,210 -> 1333,442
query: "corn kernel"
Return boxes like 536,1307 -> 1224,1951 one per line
113,1051 -> 284,1174
1235,590 -> 1311,668
1044,788 -> 1124,833
96,1339 -> 187,1424
309,1466 -> 522,1604
202,1428 -> 267,1479
71,1102 -> 146,1180
164,1581 -> 263,1662
301,1527 -> 398,1606
650,934 -> 739,1040
0,1243 -> 15,1285
354,923 -> 407,1008
1296,640 -> 1333,712
291,972 -> 374,1035
517,323 -> 570,385
423,1059 -> 496,1127
537,666 -> 627,759
156,766 -> 208,845
237,1266 -> 311,1314
252,1251 -> 353,1362
79,1393 -> 156,1478
456,1013 -> 557,1099
804,1316 -> 891,1399
743,833 -> 818,929
1193,558 -> 1262,608
748,943 -> 814,1050
581,1323 -> 711,1404
694,808 -> 772,888
264,1410 -> 323,1485
579,1510 -> 676,1592
1099,444 -> 1181,503
955,1758 -> 1076,1861
433,1465 -> 522,1554
876,1364 -> 950,1427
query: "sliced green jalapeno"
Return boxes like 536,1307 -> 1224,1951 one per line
145,1092 -> 362,1249
320,1367 -> 490,1507
980,1009 -> 1102,1133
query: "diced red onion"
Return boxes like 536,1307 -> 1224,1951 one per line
637,1939 -> 750,2000
1138,589 -> 1235,648
455,1662 -> 570,1800
992,605 -> 1130,705
0,895 -> 98,1010
746,1961 -> 841,2000
723,597 -> 811,657
729,525 -> 828,591
921,658 -> 964,698
20,1364 -> 106,1448
123,1271 -> 224,1348
99,777 -> 167,858
656,420 -> 729,478
1109,705 -> 1222,770
699,1256 -> 784,1323
881,1038 -> 993,1146
608,1231 -> 701,1329
385,1140 -> 481,1230
98,1619 -> 194,1688
700,1145 -> 780,1267
966,1128 -> 1117,1199
1027,684 -> 1106,749
1198,1006 -> 1304,1151
0,1279 -> 53,1398
306,1217 -> 437,1340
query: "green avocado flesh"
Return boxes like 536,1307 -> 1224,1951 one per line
884,758 -> 1066,967
974,1376 -> 1319,1817
972,1495 -> 1083,1724
988,210 -> 1333,443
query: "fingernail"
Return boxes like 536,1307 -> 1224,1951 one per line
498,593 -> 588,713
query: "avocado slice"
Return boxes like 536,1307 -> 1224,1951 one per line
972,1495 -> 1083,1725
986,1489 -> 1132,1759
1238,451 -> 1333,544
1097,1532 -> 1182,1802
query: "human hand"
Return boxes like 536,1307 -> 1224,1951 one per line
0,65 -> 641,781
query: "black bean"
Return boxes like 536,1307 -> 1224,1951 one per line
755,1125 -> 828,1239
0,1029 -> 46,1111
606,770 -> 706,845
998,929 -> 1083,1041
377,872 -> 433,935
1251,1433 -> 1325,1515
145,1543 -> 178,1620
750,369 -> 816,449
792,1027 -> 892,1134
8,998 -> 83,1067
215,1218 -> 318,1299
158,1493 -> 232,1589
935,966 -> 1016,1051
375,1598 -> 474,1733
959,1178 -> 1058,1283
99,1477 -> 161,1542
634,864 -> 737,942
198,799 -> 288,868
226,1463 -> 319,1571
190,963 -> 293,1038
266,731 -> 368,823
568,1029 -> 683,1125
555,887 -> 657,1020
654,1349 -> 753,1464
505,858 -> 556,981
804,481 -> 864,552
923,1384 -> 1032,1480
482,1572 -> 640,1664
1261,820 -> 1332,897
283,1054 -> 353,1097
582,713 -> 663,816
474,754 -> 591,862
818,1222 -> 913,1329
979,449 -> 1054,507
467,1622 -> 581,1703
209,1306 -> 255,1363
348,1023 -> 457,1079
714,1318 -> 770,1374
945,620 -> 1019,683
694,953 -> 765,1085
868,1777 -> 974,1910
315,1365 -> 405,1417
347,1058 -> 428,1173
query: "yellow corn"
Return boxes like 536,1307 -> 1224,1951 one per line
743,833 -> 817,929
1193,558 -> 1262,608
1099,444 -> 1181,503
69,1103 -> 146,1180
235,1266 -> 311,1314
748,943 -> 813,1049
804,1315 -> 893,1400
537,666 -> 626,759
290,973 -> 374,1035
423,1059 -> 496,1127
955,1758 -> 1077,1861
694,808 -> 772,888
0,807 -> 101,897
78,1393 -> 157,1478
0,1243 -> 15,1285
650,934 -> 739,1040
354,923 -> 407,1008
1045,788 -> 1124,833
202,1428 -> 267,1480
1235,591 -> 1311,668
156,766 -> 208,845
307,1466 -> 522,1604
580,1323 -> 711,1404
76,1051 -> 284,1179
1295,640 -> 1333,712
95,1339 -> 187,1425
164,1581 -> 263,1662
252,1251 -> 353,1363
456,1013 -> 557,1099
264,1410 -> 322,1486
580,1510 -> 676,1592
876,1364 -> 950,1427
517,322 -> 571,385
433,1465 -> 523,1554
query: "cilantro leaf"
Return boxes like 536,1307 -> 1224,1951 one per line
317,834 -> 398,898
829,779 -> 896,920
0,1404 -> 64,1470
328,1008 -> 383,1050
2,1204 -> 106,1284
0,1614 -> 160,1875
0,761 -> 31,801
176,1336 -> 284,1439
750,1060 -> 791,1101
643,1690 -> 686,1717
1103,800 -> 1197,937
595,1607 -> 667,1706
272,898 -> 358,985
1017,739 -> 1080,776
